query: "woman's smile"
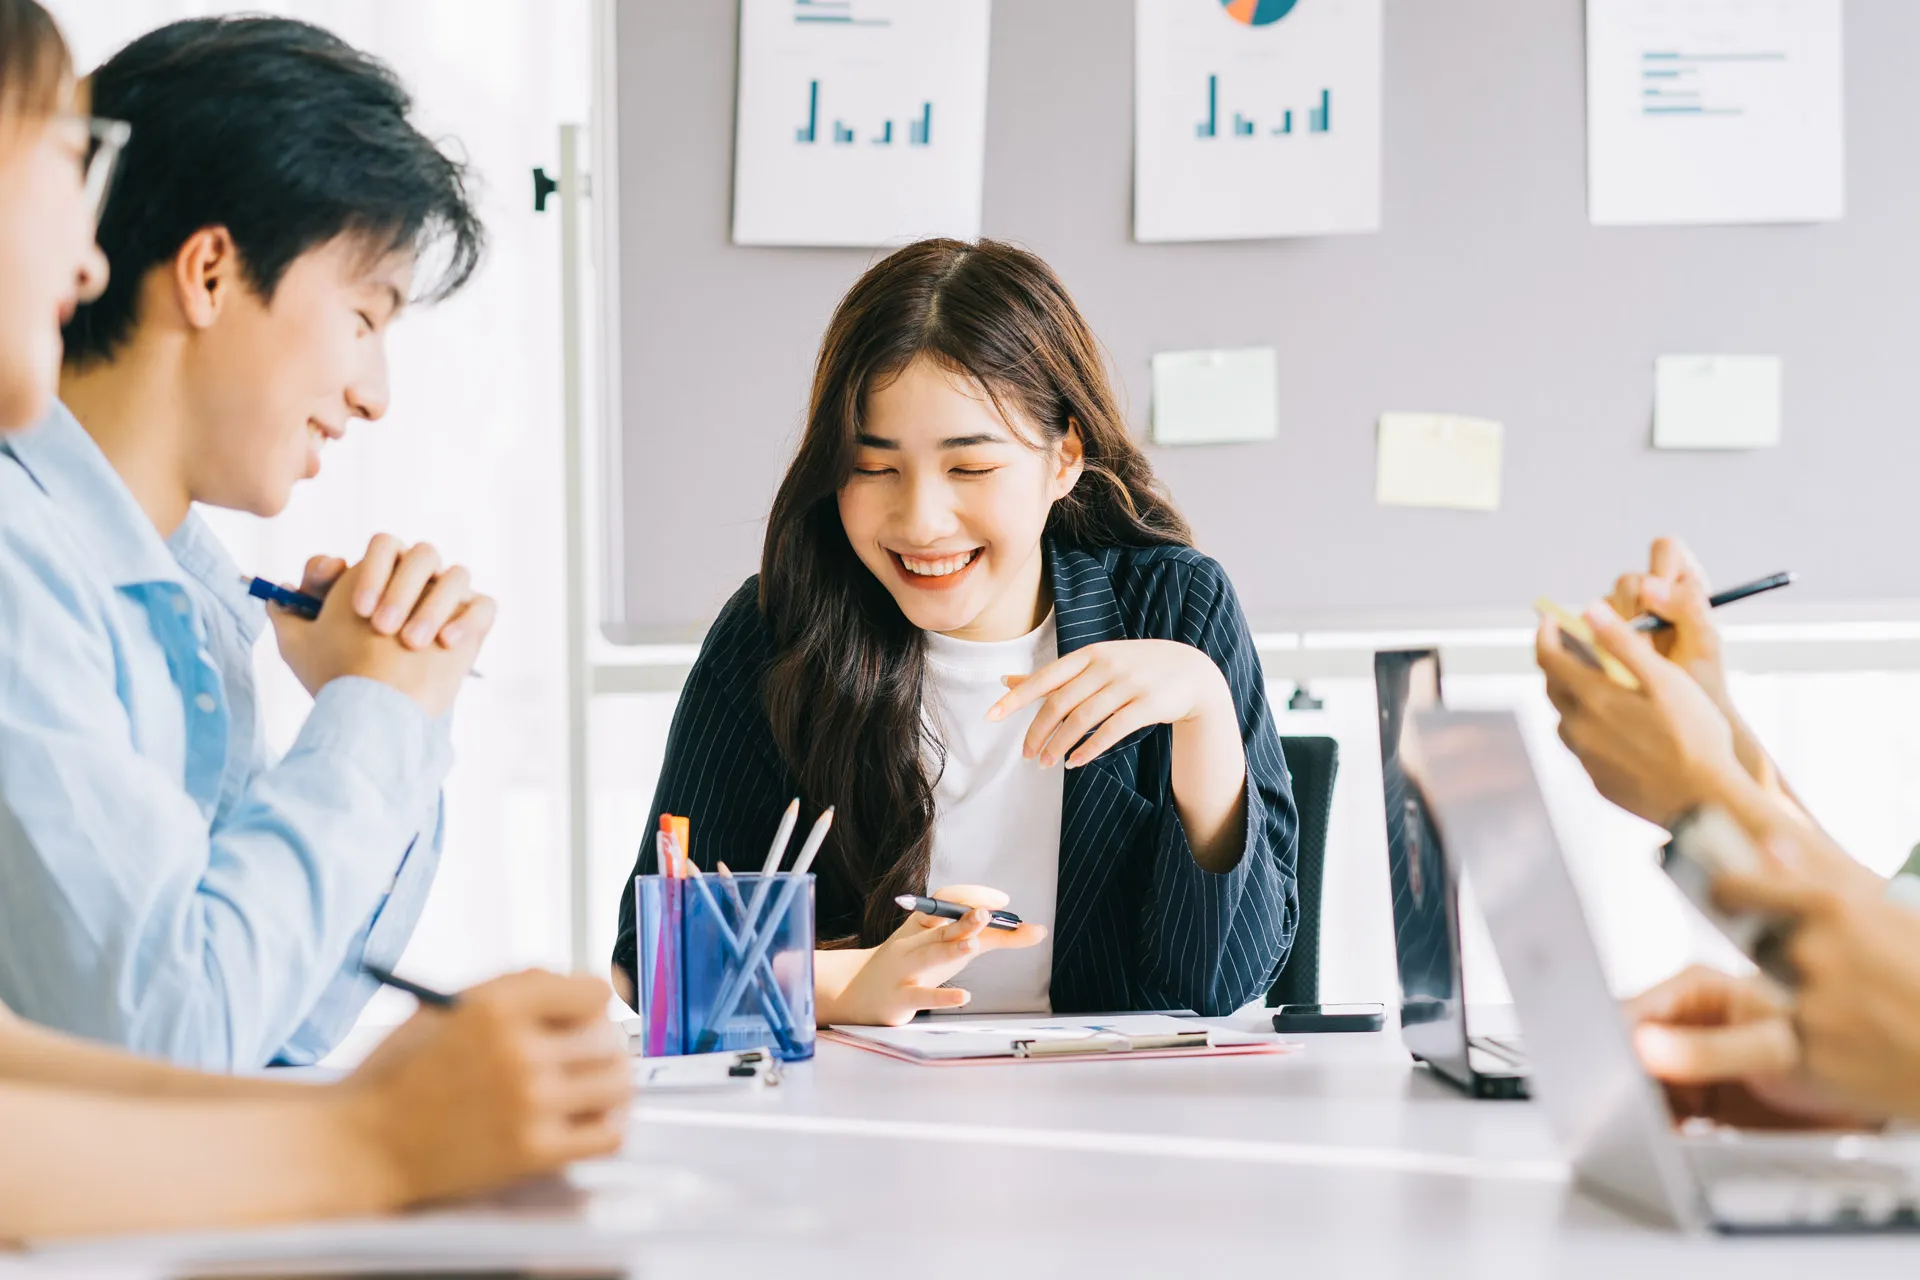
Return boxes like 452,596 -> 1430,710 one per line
888,546 -> 983,591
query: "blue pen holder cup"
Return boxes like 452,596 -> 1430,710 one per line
635,872 -> 816,1062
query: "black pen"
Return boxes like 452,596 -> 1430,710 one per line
363,963 -> 458,1008
895,894 -> 1022,931
1631,571 -> 1795,634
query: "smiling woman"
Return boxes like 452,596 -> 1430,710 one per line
613,238 -> 1301,1026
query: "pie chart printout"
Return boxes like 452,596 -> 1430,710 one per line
1221,0 -> 1300,26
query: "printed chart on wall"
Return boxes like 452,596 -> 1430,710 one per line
731,0 -> 991,247
1134,0 -> 1382,243
1586,0 -> 1844,226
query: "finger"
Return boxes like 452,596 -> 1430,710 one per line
1543,678 -> 1581,719
1632,1016 -> 1800,1084
299,555 -> 349,598
540,1018 -> 629,1068
399,565 -> 472,650
549,1057 -> 634,1114
1581,601 -> 1668,688
534,1110 -> 629,1164
1025,668 -> 1118,763
1038,683 -> 1131,768
974,921 -> 1048,951
373,543 -> 445,636
1623,964 -> 1765,1025
1711,866 -> 1830,919
1064,701 -> 1153,769
916,986 -> 972,1011
481,970 -> 614,1023
1642,573 -> 1716,638
1649,536 -> 1710,591
438,593 -> 497,649
1609,573 -> 1645,620
904,930 -> 983,972
1536,623 -> 1612,701
988,651 -> 1092,722
352,534 -> 406,618
902,910 -> 991,952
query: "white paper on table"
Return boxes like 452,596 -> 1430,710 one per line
1151,347 -> 1279,445
731,0 -> 991,247
830,1014 -> 1259,1061
1375,412 -> 1503,512
1586,0 -> 1844,226
1134,0 -> 1382,243
1653,355 -> 1782,449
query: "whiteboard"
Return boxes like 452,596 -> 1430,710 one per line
603,0 -> 1920,641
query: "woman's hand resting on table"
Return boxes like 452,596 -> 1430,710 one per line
814,885 -> 1046,1027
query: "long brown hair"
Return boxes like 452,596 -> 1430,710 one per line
0,0 -> 69,129
760,238 -> 1193,945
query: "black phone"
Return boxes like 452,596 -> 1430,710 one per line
1271,1002 -> 1386,1033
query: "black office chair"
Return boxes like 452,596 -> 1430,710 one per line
1265,735 -> 1339,1008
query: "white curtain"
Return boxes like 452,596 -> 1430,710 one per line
46,0 -> 594,1013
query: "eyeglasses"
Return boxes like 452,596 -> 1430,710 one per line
52,114 -> 131,228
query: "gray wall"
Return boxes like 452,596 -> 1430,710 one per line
609,0 -> 1920,641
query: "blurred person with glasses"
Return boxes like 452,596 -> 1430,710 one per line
0,0 -> 630,1240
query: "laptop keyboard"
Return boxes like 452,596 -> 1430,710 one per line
1690,1142 -> 1920,1231
1468,1034 -> 1529,1069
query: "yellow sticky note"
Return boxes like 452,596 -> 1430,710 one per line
1533,598 -> 1641,691
1375,412 -> 1502,512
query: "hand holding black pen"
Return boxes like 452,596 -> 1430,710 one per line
1593,536 -> 1792,806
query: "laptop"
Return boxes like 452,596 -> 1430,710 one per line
1404,708 -> 1920,1233
1373,650 -> 1529,1099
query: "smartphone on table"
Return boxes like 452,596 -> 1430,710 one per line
1271,1003 -> 1387,1033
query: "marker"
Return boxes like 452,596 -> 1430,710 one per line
362,963 -> 457,1008
243,574 -> 484,677
895,894 -> 1022,931
1630,571 -> 1796,633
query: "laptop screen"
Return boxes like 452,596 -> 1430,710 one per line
1373,649 -> 1472,1075
1402,708 -> 1695,1227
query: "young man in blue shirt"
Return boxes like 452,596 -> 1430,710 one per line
0,16 -> 495,1070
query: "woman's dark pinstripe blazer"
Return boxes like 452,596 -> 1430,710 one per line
611,539 -> 1299,1017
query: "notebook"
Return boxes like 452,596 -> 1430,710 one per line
822,1014 -> 1290,1066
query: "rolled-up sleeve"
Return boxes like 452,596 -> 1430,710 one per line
1135,564 -> 1298,1016
0,538 -> 453,1069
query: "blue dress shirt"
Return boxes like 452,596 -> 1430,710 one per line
0,404 -> 448,1070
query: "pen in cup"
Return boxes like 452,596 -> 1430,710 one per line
243,575 -> 484,677
895,894 -> 1022,931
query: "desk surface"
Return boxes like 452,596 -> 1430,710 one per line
19,1010 -> 1920,1278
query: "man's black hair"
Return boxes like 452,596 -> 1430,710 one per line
63,16 -> 483,365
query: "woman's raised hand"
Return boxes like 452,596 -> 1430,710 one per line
989,639 -> 1234,770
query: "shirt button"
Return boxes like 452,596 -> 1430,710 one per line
172,595 -> 190,615
194,693 -> 218,714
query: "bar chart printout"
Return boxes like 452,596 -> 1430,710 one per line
1137,0 -> 1382,242
733,0 -> 990,246
1586,0 -> 1843,226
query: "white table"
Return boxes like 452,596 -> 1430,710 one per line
18,1010 -> 1920,1278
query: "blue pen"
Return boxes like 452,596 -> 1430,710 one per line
243,575 -> 323,619
242,575 -> 485,678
